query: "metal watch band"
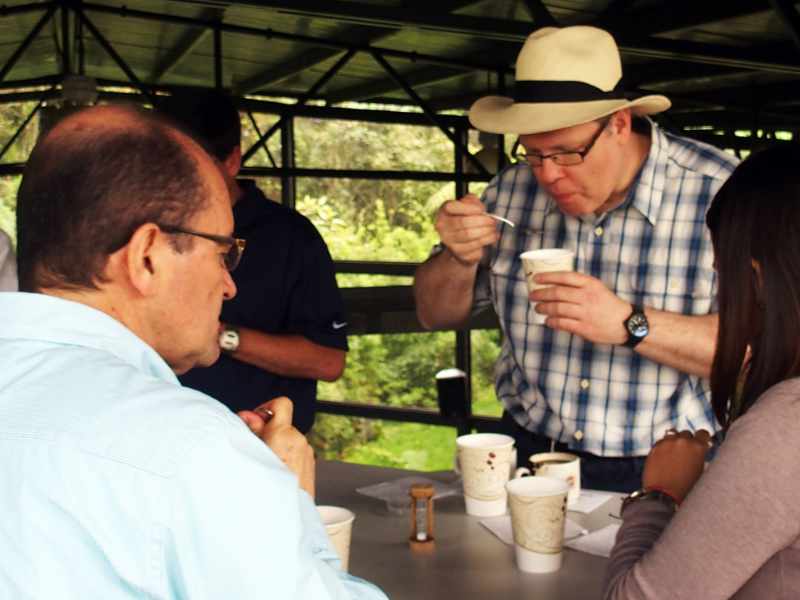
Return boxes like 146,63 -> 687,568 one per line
621,488 -> 677,515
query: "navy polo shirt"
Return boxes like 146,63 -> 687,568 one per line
179,180 -> 348,433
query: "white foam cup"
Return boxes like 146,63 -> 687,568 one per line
505,476 -> 570,573
455,433 -> 516,516
519,249 -> 576,324
317,505 -> 356,572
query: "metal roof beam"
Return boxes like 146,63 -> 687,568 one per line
521,0 -> 557,26
598,0 -> 771,37
674,78 -> 800,110
0,6 -> 57,83
234,26 -> 392,95
171,0 -> 534,41
370,50 -> 488,176
241,48 -> 356,163
596,0 -> 636,22
77,9 -> 154,104
83,3 -> 800,82
151,8 -> 221,83
81,2 -> 514,73
227,2 -> 483,95
619,38 -> 800,75
0,2 -> 57,18
768,0 -> 800,52
626,61 -> 743,90
670,109 -> 800,129
173,0 -> 771,46
326,64 -> 468,104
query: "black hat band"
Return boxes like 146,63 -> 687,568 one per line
513,80 -> 625,103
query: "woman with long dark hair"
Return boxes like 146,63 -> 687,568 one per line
604,144 -> 800,598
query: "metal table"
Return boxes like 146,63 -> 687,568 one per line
317,460 -> 620,600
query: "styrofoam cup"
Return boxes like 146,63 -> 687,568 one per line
505,476 -> 570,573
456,433 -> 516,516
317,505 -> 356,572
520,249 -> 575,324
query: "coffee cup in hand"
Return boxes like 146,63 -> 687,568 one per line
519,249 -> 575,324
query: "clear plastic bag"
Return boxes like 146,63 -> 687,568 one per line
356,476 -> 461,514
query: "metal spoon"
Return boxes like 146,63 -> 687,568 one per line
487,213 -> 543,236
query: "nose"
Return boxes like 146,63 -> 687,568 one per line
222,268 -> 237,300
533,158 -> 564,185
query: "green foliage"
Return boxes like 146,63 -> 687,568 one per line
342,422 -> 457,471
0,101 -> 37,244
0,176 -> 19,246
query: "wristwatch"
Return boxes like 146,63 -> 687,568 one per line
623,304 -> 649,348
621,488 -> 678,515
219,326 -> 240,354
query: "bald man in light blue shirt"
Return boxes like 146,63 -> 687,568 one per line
0,105 -> 386,600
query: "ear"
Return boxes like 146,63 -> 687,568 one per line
222,145 -> 242,178
610,109 -> 632,142
124,223 -> 173,296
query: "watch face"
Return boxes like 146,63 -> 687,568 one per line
219,329 -> 239,352
627,313 -> 649,338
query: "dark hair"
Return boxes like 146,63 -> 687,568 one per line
154,89 -> 241,161
706,144 -> 800,427
17,105 -> 208,291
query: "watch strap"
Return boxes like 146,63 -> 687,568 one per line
621,488 -> 678,515
623,303 -> 647,348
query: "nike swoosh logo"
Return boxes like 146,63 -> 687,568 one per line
332,321 -> 348,330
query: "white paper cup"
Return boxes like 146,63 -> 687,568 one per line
520,249 -> 575,324
514,452 -> 581,505
317,505 -> 356,572
506,476 -> 570,573
456,433 -> 516,516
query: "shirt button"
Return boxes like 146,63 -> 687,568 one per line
669,279 -> 680,292
580,379 -> 590,390
574,430 -> 584,441
594,226 -> 604,237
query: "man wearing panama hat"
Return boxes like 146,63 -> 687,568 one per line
415,26 -> 738,492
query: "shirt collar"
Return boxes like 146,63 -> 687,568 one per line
542,118 -> 666,226
0,292 -> 179,384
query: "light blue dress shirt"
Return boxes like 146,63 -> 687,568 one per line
0,292 -> 388,600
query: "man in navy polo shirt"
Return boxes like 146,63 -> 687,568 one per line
158,90 -> 347,433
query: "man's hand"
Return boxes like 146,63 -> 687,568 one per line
435,194 -> 499,266
530,271 -> 631,344
238,397 -> 316,498
643,429 -> 712,504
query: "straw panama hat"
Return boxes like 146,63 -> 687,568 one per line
469,26 -> 671,135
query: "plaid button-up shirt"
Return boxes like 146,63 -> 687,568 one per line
475,121 -> 738,457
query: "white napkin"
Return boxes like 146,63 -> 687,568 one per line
569,489 -> 617,514
564,523 -> 620,558
479,515 -> 588,546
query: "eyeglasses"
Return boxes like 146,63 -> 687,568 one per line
158,224 -> 246,272
513,117 -> 611,167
